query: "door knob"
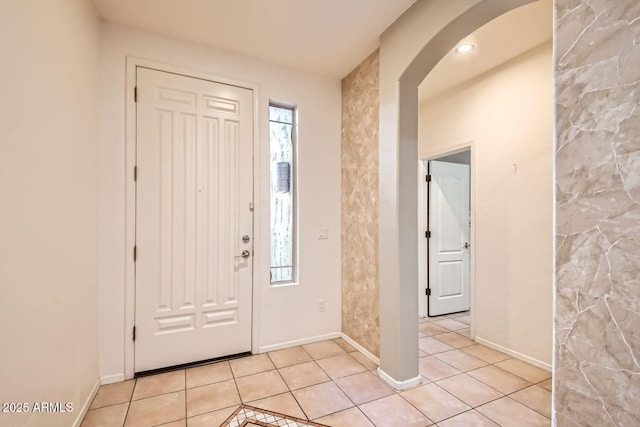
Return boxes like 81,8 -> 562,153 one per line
235,250 -> 251,259
464,242 -> 470,249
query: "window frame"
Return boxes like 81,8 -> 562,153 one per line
268,101 -> 298,285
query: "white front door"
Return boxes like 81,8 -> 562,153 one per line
427,160 -> 470,316
135,67 -> 254,372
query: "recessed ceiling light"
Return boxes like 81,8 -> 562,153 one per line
455,43 -> 476,55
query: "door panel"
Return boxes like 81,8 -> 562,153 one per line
439,261 -> 463,297
135,67 -> 253,372
428,160 -> 470,316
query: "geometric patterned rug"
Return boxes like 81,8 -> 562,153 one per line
222,405 -> 330,427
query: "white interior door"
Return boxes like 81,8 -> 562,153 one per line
427,160 -> 470,316
135,67 -> 254,372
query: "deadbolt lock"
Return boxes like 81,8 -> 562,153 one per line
242,235 -> 250,243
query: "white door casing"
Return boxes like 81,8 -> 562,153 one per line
135,67 -> 254,372
427,160 -> 470,316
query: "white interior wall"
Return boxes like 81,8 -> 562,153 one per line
418,42 -> 553,367
0,0 -> 101,425
98,23 -> 342,381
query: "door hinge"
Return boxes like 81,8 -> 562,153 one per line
425,174 -> 432,182
134,166 -> 137,182
134,86 -> 138,102
426,288 -> 431,296
425,230 -> 431,238
249,201 -> 254,211
133,245 -> 137,261
132,326 -> 136,341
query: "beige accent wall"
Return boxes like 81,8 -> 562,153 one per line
341,50 -> 380,357
0,0 -> 100,426
554,1 -> 640,425
419,42 -> 553,367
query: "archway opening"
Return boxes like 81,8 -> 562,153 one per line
378,0 -> 544,388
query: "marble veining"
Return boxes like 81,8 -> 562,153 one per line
341,50 -> 380,357
555,0 -> 640,425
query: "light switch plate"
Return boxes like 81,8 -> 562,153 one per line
318,228 -> 329,240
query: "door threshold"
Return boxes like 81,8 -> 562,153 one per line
135,351 -> 252,378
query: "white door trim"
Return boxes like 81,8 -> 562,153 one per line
124,57 -> 261,379
418,142 -> 476,338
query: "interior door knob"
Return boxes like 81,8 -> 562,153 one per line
464,242 -> 470,249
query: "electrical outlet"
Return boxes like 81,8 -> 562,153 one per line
318,299 -> 326,312
318,228 -> 329,240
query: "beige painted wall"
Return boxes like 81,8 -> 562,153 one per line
554,1 -> 640,424
0,0 -> 101,426
419,42 -> 554,367
98,23 -> 342,380
341,50 -> 380,357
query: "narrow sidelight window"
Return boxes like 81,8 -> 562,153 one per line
269,103 -> 296,283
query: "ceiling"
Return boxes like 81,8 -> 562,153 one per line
92,0 -> 416,79
419,0 -> 552,102
92,0 -> 551,90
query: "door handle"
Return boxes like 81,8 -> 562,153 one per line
464,242 -> 470,249
235,250 -> 251,259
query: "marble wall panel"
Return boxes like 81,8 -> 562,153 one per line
341,50 -> 380,357
555,1 -> 640,425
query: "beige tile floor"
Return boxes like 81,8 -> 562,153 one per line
81,312 -> 552,427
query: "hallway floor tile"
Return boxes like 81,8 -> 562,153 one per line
81,313 -> 551,427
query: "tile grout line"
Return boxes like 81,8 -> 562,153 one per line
473,394 -> 551,426
83,313 -> 549,427
418,315 -> 551,421
299,346 -> 358,420
350,315 -> 482,424
417,314 -> 516,426
310,356 -> 372,424
266,349 -> 311,421
121,378 -> 136,427
199,351 -> 546,425
394,386 -> 440,426
504,385 -> 553,419
273,341 -> 382,424
243,343 -> 370,424
439,368 -> 550,420
425,343 -> 537,392
430,408 -> 485,427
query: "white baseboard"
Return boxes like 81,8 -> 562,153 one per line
258,332 -> 341,353
377,368 -> 422,391
340,333 -> 380,365
475,336 -> 552,371
72,378 -> 101,427
100,373 -> 126,385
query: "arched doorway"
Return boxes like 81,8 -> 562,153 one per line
377,0 -> 538,388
